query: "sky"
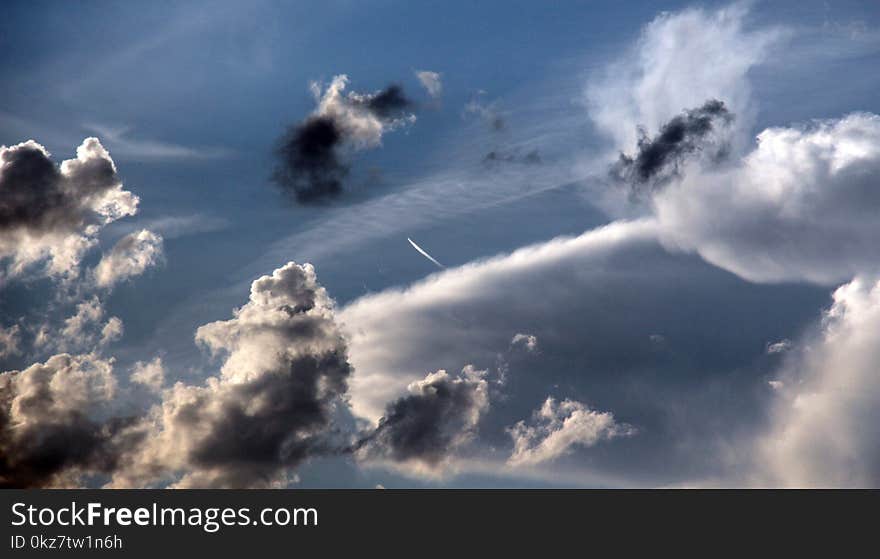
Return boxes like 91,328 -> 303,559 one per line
1,0 -> 880,488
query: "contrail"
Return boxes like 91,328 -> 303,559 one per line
407,237 -> 444,268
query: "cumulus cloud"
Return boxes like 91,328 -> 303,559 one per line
0,138 -> 139,279
0,353 -> 126,488
755,276 -> 880,487
415,70 -> 442,98
129,357 -> 164,392
47,296 -> 123,353
111,262 -> 353,488
588,6 -> 880,287
611,99 -> 732,192
274,75 -> 415,203
654,112 -> 880,284
356,366 -> 489,475
93,229 -> 163,288
507,397 -> 635,467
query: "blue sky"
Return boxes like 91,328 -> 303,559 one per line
2,1 -> 880,488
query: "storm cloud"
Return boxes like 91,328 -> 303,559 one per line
612,99 -> 732,192
274,75 -> 415,203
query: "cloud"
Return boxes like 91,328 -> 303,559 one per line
273,75 -> 415,203
129,357 -> 164,392
587,4 -> 783,157
755,276 -> 880,487
611,99 -> 732,192
354,84 -> 412,118
83,124 -> 230,161
44,296 -> 123,353
340,219 -> 660,423
654,112 -> 880,285
356,366 -> 489,476
464,93 -> 505,131
0,325 -> 21,359
110,262 -> 353,488
0,138 -> 139,279
93,229 -> 164,288
510,333 -> 538,353
507,397 -> 635,467
587,6 -> 880,286
415,70 -> 442,98
0,353 -> 126,488
766,340 -> 792,355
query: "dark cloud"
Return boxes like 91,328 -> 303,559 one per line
110,261 -> 354,488
0,138 -> 138,276
0,354 -> 137,488
273,117 -> 348,203
357,84 -> 412,118
612,99 -> 733,193
273,77 -> 415,204
356,367 -> 488,471
0,139 -> 123,234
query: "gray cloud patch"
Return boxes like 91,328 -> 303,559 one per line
356,366 -> 489,473
612,99 -> 732,193
273,116 -> 348,203
0,353 -> 133,488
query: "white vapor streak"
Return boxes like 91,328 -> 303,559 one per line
407,238 -> 444,269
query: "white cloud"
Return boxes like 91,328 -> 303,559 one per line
587,5 -> 880,287
507,397 -> 635,467
756,276 -> 880,487
130,356 -> 164,392
30,297 -> 123,356
766,339 -> 792,354
654,112 -> 880,285
415,70 -> 442,98
510,333 -> 538,353
311,75 -> 414,150
99,316 -> 124,346
93,229 -> 163,288
587,3 -> 783,157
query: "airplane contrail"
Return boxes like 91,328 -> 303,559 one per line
407,237 -> 444,268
